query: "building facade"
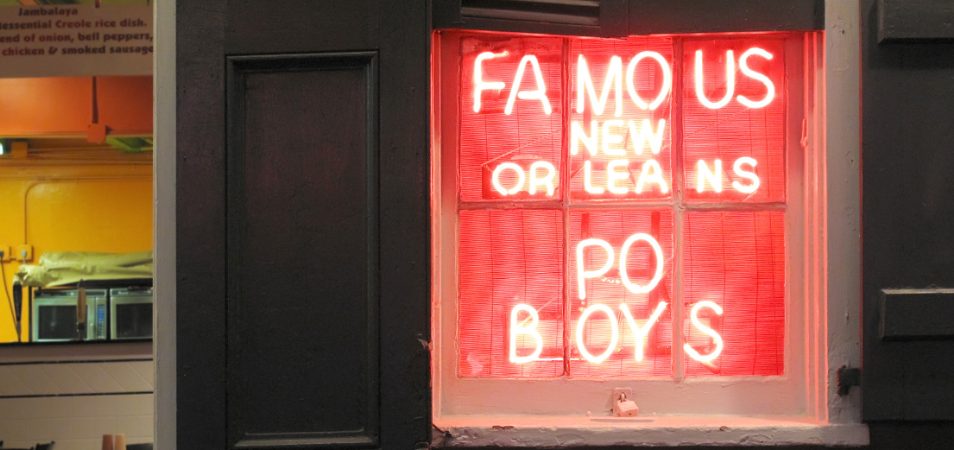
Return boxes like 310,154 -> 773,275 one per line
157,1 -> 954,449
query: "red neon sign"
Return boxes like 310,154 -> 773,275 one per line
455,34 -> 786,379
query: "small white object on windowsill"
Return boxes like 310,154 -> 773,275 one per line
613,393 -> 639,417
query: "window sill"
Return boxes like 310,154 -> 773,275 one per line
0,340 -> 151,363
434,415 -> 869,447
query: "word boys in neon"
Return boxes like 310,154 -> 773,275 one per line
509,233 -> 724,366
475,47 -> 775,198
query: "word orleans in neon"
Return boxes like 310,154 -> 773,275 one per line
509,233 -> 724,366
475,48 -> 774,198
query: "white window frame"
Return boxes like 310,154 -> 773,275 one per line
429,1 -> 866,446
154,0 -> 176,447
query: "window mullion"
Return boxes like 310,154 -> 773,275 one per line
560,37 -> 572,377
671,37 -> 687,382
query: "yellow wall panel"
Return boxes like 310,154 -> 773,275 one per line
0,163 -> 151,343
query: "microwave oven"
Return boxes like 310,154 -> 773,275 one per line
31,289 -> 108,342
110,287 -> 152,340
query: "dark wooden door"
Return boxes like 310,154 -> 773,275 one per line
862,0 -> 954,422
176,1 -> 430,448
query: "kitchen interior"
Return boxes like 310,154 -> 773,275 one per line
0,76 -> 154,450
0,74 -> 154,450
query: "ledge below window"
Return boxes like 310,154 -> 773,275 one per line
433,416 -> 869,447
0,340 -> 151,363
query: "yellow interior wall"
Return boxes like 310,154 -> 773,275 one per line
0,163 -> 152,343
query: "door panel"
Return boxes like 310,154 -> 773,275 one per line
177,2 -> 429,449
862,0 -> 954,421
226,53 -> 379,447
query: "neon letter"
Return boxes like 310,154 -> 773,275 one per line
576,238 -> 614,300
505,55 -> 553,115
576,55 -> 623,117
528,161 -> 557,196
618,233 -> 665,294
683,300 -> 724,365
731,156 -> 760,194
492,162 -> 525,196
576,303 -> 619,364
736,48 -> 775,109
606,159 -> 631,195
628,118 -> 666,155
602,119 -> 627,156
694,50 -> 735,110
473,51 -> 507,113
695,159 -> 723,193
619,301 -> 669,362
570,120 -> 599,157
635,159 -> 669,194
509,304 -> 544,364
625,51 -> 672,111
583,160 -> 605,195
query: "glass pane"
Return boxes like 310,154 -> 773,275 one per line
459,36 -> 564,202
116,303 -> 153,339
39,305 -> 78,340
458,209 -> 565,377
568,37 -> 673,202
568,209 -> 673,377
682,38 -> 786,203
683,210 -> 785,377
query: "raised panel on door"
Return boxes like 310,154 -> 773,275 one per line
226,53 -> 379,448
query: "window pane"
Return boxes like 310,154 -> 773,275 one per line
568,37 -> 673,202
683,210 -> 785,377
459,36 -> 564,202
682,38 -> 786,203
568,209 -> 673,377
458,209 -> 565,377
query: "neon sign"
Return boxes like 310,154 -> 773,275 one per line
455,34 -> 787,379
471,44 -> 774,200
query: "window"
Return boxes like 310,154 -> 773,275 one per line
432,29 -> 841,434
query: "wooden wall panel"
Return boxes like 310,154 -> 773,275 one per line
225,53 -> 379,449
862,0 -> 954,421
878,0 -> 954,42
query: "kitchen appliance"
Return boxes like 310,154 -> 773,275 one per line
110,287 -> 153,340
31,288 -> 108,342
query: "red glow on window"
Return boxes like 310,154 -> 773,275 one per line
450,32 -> 790,380
683,211 -> 785,376
569,210 -> 673,377
458,209 -> 564,377
568,37 -> 673,201
683,39 -> 786,203
459,37 -> 563,202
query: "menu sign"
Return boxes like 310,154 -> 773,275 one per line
0,4 -> 152,77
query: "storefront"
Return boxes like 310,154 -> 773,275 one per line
155,0 -> 954,449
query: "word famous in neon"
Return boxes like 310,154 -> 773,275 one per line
509,233 -> 724,366
474,47 -> 774,199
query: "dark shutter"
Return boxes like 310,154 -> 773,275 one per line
176,1 -> 430,448
862,0 -> 954,421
